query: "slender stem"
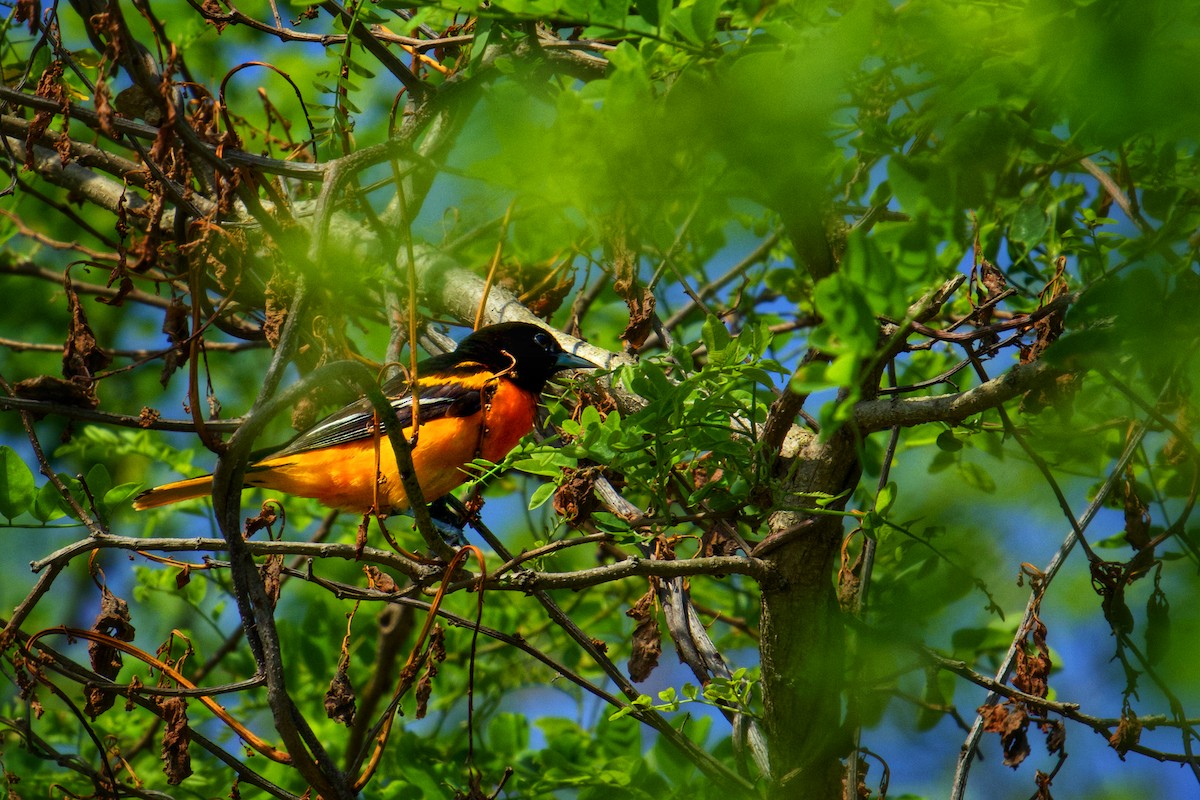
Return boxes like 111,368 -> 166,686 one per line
949,420 -> 1150,799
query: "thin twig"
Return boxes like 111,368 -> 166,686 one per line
949,419 -> 1151,799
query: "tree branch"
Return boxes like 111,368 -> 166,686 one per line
0,86 -> 326,179
0,395 -> 243,432
852,360 -> 1058,433
1,136 -> 168,221
208,281 -> 354,799
927,648 -> 1199,765
950,419 -> 1149,798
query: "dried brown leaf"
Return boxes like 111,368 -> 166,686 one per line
1033,770 -> 1054,800
261,554 -> 283,608
62,276 -> 112,406
1121,475 -> 1151,551
201,0 -> 230,32
978,702 -> 1008,733
12,654 -> 43,718
414,665 -> 434,720
25,61 -> 66,170
690,458 -> 723,491
99,253 -> 138,301
14,0 -> 38,32
292,5 -> 319,23
12,375 -> 98,410
429,626 -> 447,664
263,273 -> 292,349
244,503 -> 280,538
364,565 -> 399,594
571,388 -> 618,426
415,627 -> 447,719
1012,617 -> 1051,700
980,259 -> 1007,298
130,192 -> 168,274
837,531 -> 866,613
324,668 -> 357,727
979,702 -> 1031,769
609,224 -> 656,350
841,755 -> 871,800
1091,560 -> 1135,634
1108,707 -> 1142,759
1044,718 -> 1065,756
85,587 -> 136,718
525,269 -> 574,319
156,695 -> 193,785
158,298 -> 191,387
94,80 -> 118,140
290,394 -> 320,434
53,130 -> 71,164
974,258 -> 1008,333
1020,257 -> 1068,367
626,588 -> 662,683
621,288 -> 656,351
496,260 -> 575,319
553,465 -> 599,523
702,526 -> 740,559
355,513 -> 370,559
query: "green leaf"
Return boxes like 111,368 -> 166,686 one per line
1010,199 -> 1049,245
486,712 -> 530,756
55,473 -> 86,520
690,0 -> 719,42
813,274 -> 877,355
876,481 -> 898,515
950,622 -> 1019,656
85,463 -> 112,504
825,352 -> 860,387
634,0 -> 665,27
789,361 -> 828,392
469,16 -> 494,70
512,453 -> 575,477
701,315 -> 732,358
936,430 -> 963,452
103,482 -> 143,512
957,461 -> 996,494
30,480 -> 69,523
915,668 -> 954,731
529,482 -> 556,510
885,157 -> 929,214
668,5 -> 700,44
0,446 -> 36,520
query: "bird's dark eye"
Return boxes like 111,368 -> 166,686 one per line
533,332 -> 555,351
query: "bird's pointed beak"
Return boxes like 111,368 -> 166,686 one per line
554,351 -> 598,372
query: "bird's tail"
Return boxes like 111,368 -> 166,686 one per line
131,475 -> 214,510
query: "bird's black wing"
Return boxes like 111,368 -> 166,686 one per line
266,380 -> 483,458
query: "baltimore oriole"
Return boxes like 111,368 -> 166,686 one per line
132,322 -> 594,514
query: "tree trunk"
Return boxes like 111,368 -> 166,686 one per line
760,427 -> 861,797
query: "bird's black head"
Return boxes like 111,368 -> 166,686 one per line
450,322 -> 595,394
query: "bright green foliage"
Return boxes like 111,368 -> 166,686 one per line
1,0 -> 1199,798
0,446 -> 34,520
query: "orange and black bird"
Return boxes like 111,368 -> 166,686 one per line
132,322 -> 595,515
